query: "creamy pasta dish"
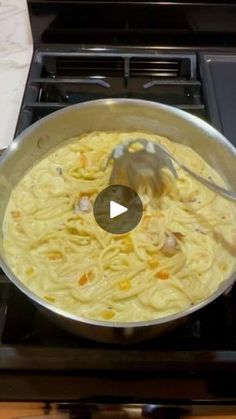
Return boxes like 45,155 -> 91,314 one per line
3,131 -> 236,322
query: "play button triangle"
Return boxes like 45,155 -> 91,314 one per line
110,200 -> 128,219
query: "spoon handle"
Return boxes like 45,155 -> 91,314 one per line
109,138 -> 236,202
176,160 -> 236,202
150,141 -> 236,202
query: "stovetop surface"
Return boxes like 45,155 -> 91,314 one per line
2,47 -> 236,360
1,0 -> 236,405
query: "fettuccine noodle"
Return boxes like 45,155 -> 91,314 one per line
3,131 -> 236,322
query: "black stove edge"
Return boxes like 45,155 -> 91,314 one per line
1,373 -> 236,406
34,45 -> 236,53
1,346 -> 236,373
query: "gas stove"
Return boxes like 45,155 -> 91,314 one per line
1,0 -> 236,415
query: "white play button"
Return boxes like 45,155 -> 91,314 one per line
93,185 -> 143,234
110,200 -> 128,219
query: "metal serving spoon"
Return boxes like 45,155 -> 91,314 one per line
108,139 -> 236,202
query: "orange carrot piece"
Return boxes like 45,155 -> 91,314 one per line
79,273 -> 89,286
101,310 -> 115,320
156,270 -> 169,280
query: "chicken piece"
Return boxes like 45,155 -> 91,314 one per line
161,234 -> 178,256
74,196 -> 92,214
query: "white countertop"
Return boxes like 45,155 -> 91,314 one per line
0,0 -> 33,149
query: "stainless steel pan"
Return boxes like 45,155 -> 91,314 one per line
0,99 -> 235,344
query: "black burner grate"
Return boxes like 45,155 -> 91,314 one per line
15,50 -> 206,136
